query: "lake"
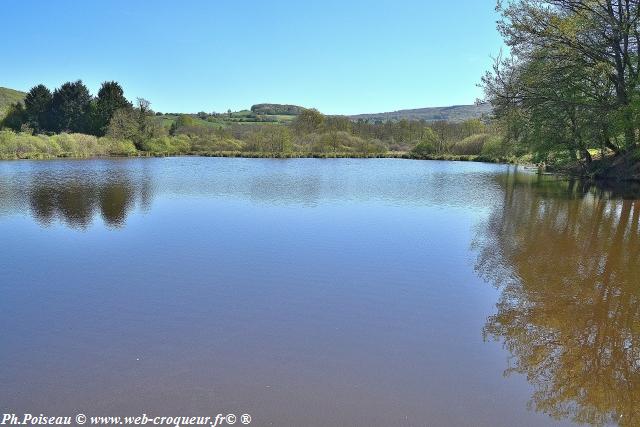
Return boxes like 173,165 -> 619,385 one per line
0,158 -> 638,427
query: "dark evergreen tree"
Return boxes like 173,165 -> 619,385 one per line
94,81 -> 132,135
24,84 -> 52,133
50,80 -> 93,133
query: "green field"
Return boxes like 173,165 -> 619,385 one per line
156,110 -> 296,129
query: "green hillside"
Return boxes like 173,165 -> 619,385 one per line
0,87 -> 26,117
157,109 -> 297,129
349,104 -> 492,123
1,85 -> 490,125
251,103 -> 305,115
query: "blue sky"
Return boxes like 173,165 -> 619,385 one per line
1,0 -> 503,114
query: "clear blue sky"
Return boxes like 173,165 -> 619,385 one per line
1,0 -> 503,115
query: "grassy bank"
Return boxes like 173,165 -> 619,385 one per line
0,130 -> 518,163
0,131 -> 138,159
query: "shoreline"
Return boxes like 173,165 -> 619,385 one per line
3,150 -> 638,183
549,151 -> 640,183
0,150 -> 515,163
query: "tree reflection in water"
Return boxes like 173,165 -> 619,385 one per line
474,170 -> 640,426
27,173 -> 150,229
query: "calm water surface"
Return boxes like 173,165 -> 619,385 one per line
0,158 -> 638,426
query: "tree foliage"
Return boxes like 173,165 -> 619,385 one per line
2,79 -> 495,157
95,81 -> 132,136
293,108 -> 325,134
24,84 -> 52,133
106,98 -> 165,149
484,0 -> 640,164
50,80 -> 93,133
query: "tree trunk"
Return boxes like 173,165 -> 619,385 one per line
623,109 -> 635,150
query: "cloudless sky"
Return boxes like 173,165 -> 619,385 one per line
1,0 -> 503,115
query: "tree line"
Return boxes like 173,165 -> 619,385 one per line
483,0 -> 640,164
280,108 -> 500,155
1,80 -> 500,159
1,80 -> 165,149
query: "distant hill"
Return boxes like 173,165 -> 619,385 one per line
0,87 -> 26,117
251,103 -> 305,116
349,104 -> 492,123
1,85 -> 490,125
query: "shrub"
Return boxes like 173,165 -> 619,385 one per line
99,137 -> 138,156
411,128 -> 439,156
412,139 -> 436,156
450,134 -> 489,155
50,133 -> 101,156
244,126 -> 293,152
0,131 -> 61,158
190,135 -> 244,152
481,135 -> 509,158
140,135 -> 191,154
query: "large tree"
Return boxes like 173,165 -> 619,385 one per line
485,0 -> 640,159
94,81 -> 131,135
24,84 -> 52,133
292,108 -> 325,134
106,98 -> 164,149
50,80 -> 93,133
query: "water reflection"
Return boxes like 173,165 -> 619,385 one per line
0,168 -> 151,228
32,179 -> 138,228
474,171 -> 640,426
0,158 -> 506,229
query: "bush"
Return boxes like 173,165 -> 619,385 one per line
140,135 -> 191,154
99,137 -> 138,156
296,131 -> 387,154
190,135 -> 244,152
412,139 -> 436,156
450,134 -> 489,155
53,133 -> 101,156
0,130 -> 60,158
0,130 -> 140,159
244,126 -> 293,152
411,128 -> 439,156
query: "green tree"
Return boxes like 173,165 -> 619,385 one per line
94,81 -> 131,136
484,47 -> 608,163
172,115 -> 196,132
293,108 -> 324,134
491,0 -> 640,152
106,98 -> 164,150
106,108 -> 139,141
245,126 -> 293,152
24,84 -> 52,133
411,128 -> 438,156
50,80 -> 93,133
